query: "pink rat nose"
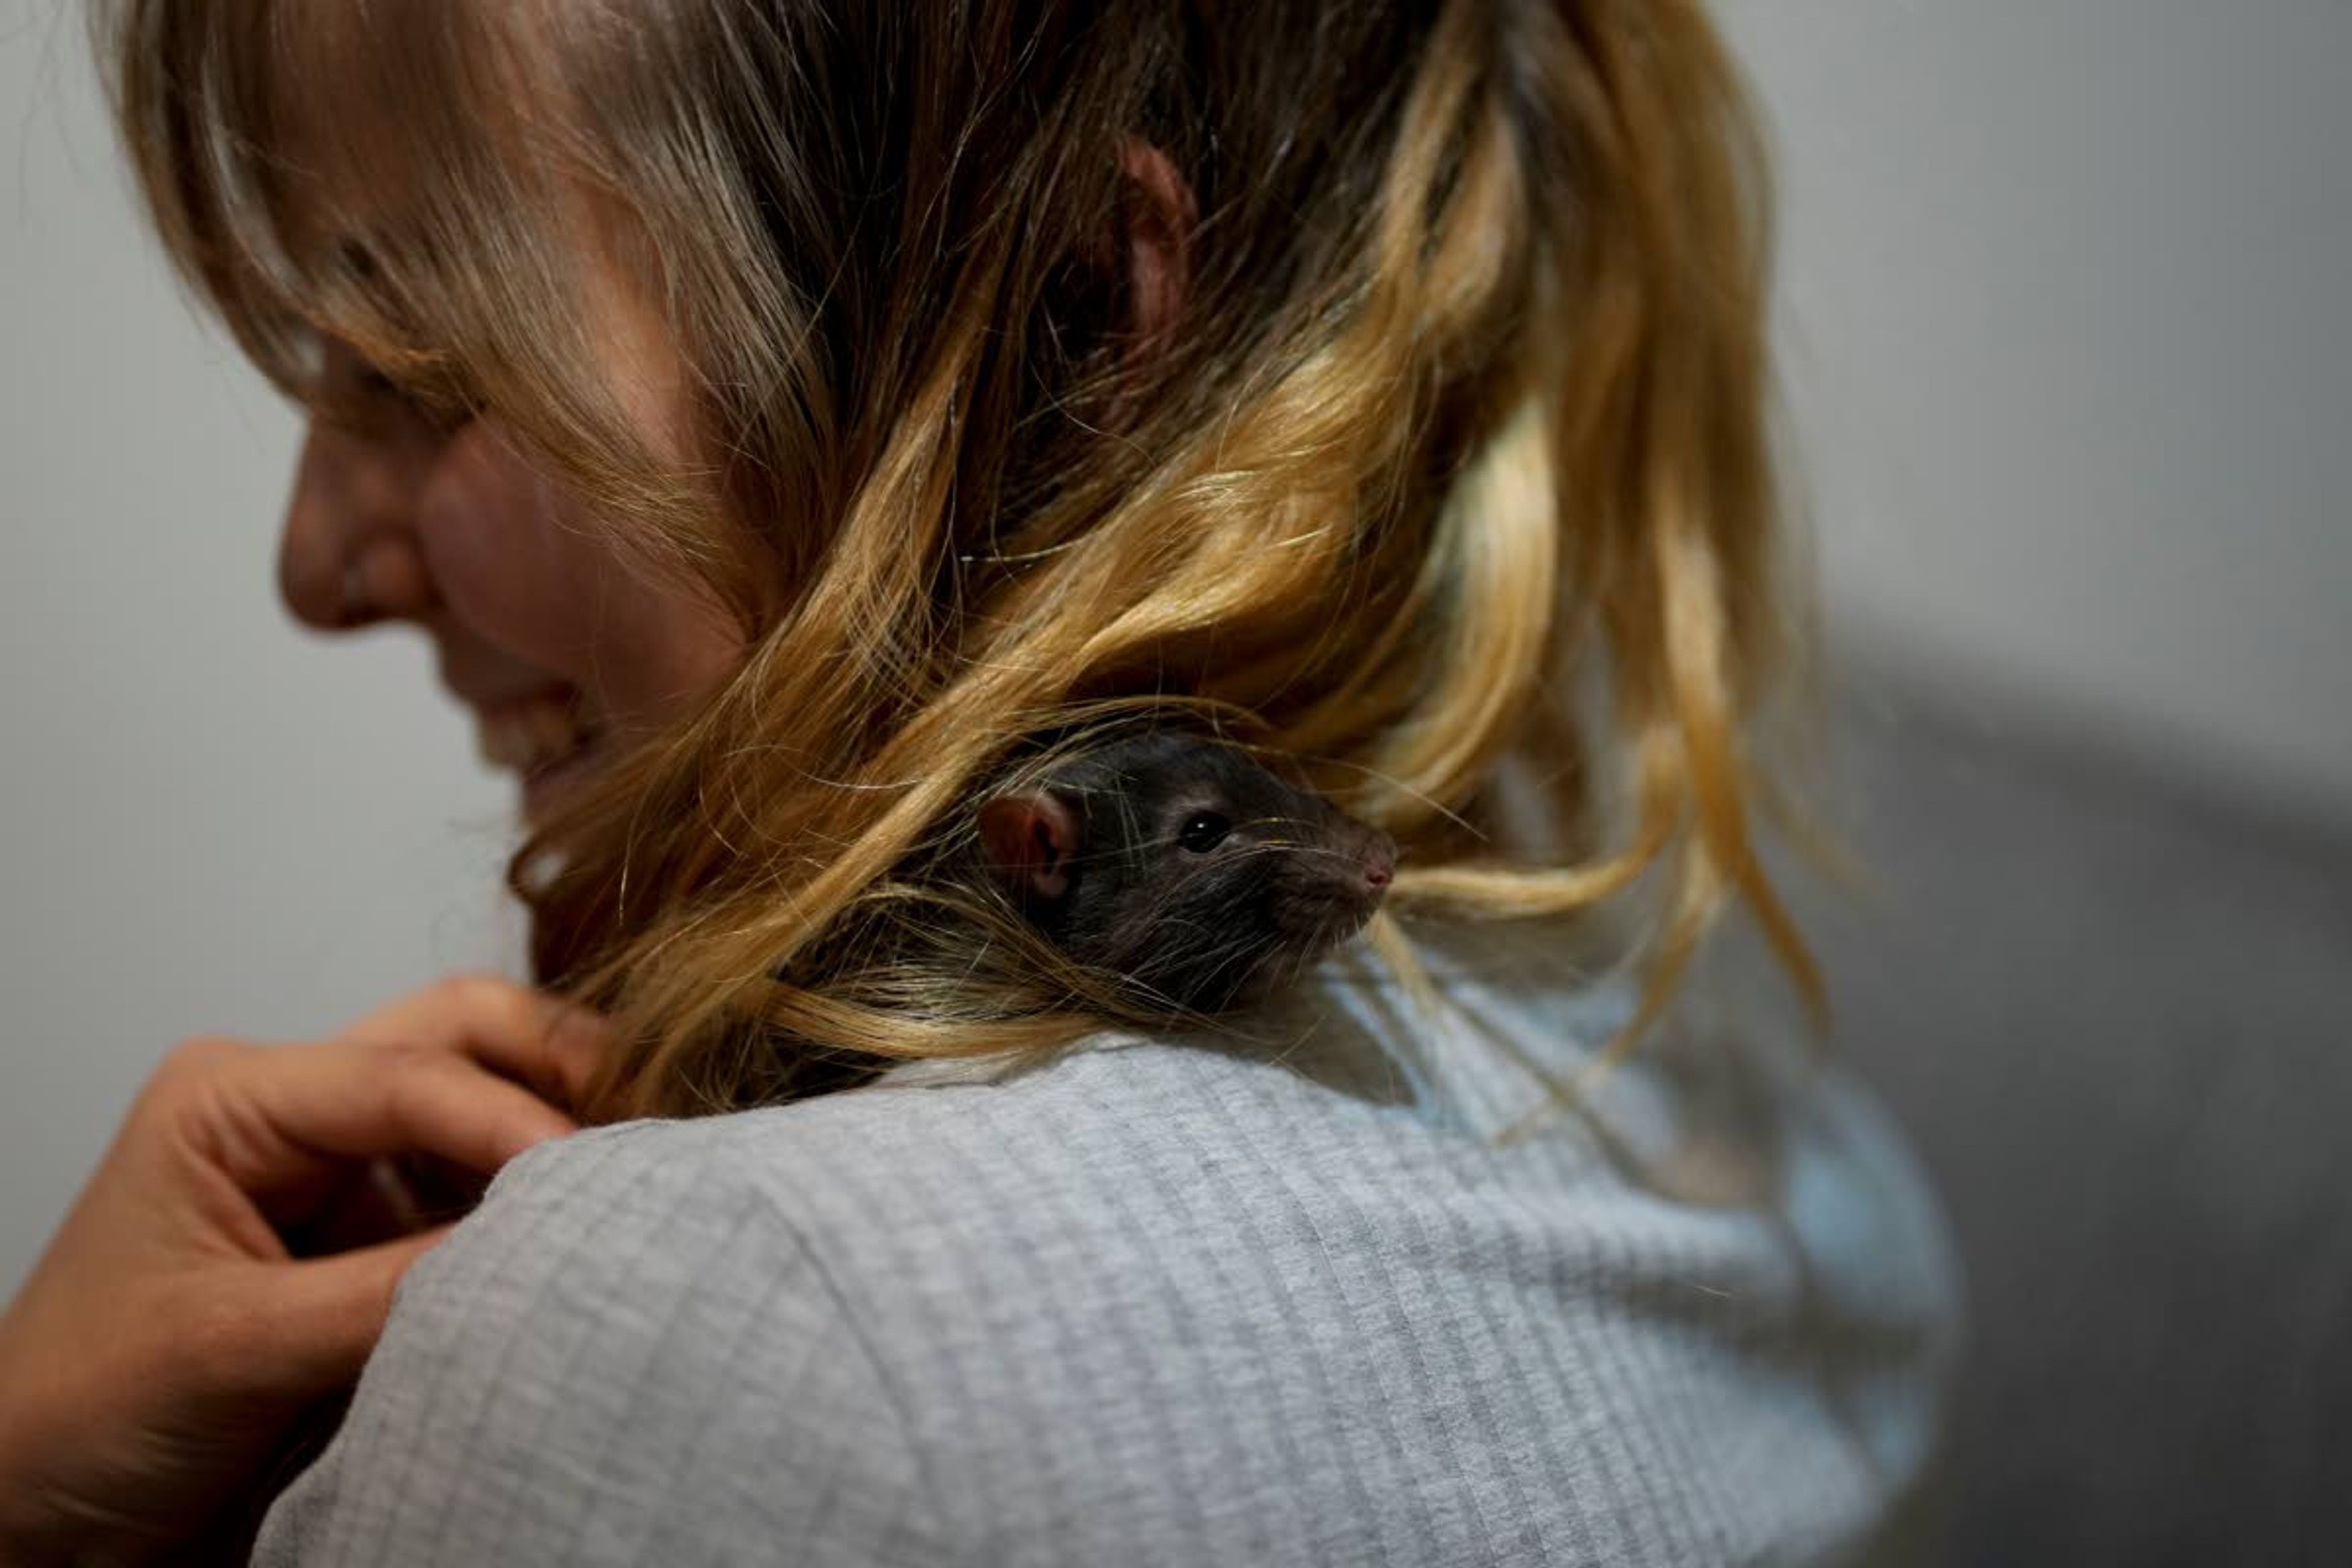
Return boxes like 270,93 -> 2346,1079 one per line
1344,821 -> 1398,903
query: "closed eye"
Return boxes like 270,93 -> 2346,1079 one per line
353,361 -> 405,399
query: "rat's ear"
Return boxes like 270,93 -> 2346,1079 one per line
978,793 -> 1080,902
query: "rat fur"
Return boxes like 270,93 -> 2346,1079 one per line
976,729 -> 1397,1014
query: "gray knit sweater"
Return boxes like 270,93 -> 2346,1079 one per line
254,913 -> 1961,1565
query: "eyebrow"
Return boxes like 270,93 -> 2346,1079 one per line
314,224 -> 435,325
334,236 -> 381,279
303,225 -> 434,349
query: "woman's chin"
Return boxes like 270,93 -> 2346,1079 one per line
520,730 -> 611,826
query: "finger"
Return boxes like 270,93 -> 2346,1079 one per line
337,973 -> 607,1106
213,1040 -> 576,1197
277,1158 -> 430,1254
387,1150 -> 494,1225
336,973 -> 609,1112
246,1224 -> 456,1399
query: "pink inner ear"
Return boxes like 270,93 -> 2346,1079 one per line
978,794 -> 1077,901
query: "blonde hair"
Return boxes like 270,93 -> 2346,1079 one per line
99,0 -> 1826,1123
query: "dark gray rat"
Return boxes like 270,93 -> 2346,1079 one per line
976,730 -> 1398,1014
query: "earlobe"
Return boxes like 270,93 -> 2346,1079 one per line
1116,137 -> 1196,360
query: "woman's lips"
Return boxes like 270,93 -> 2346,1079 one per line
472,690 -> 609,819
474,692 -> 590,773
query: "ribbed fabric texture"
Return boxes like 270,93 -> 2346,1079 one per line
253,915 -> 1961,1566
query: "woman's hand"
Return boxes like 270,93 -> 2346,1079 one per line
0,975 -> 608,1566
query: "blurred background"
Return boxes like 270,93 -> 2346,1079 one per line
5,1 -> 2346,1560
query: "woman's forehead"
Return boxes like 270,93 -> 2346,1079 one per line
260,41 -> 429,268
260,2 -> 562,268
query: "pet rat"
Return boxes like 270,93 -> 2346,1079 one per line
975,730 -> 1398,1014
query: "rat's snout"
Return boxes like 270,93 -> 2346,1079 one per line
1357,825 -> 1399,899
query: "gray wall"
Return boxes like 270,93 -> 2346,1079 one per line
2,6 -> 521,1296
1718,0 -> 2352,822
6,1 -> 2348,1300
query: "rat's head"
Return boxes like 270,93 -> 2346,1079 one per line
977,732 -> 1397,1013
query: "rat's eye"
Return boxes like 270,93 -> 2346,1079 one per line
1177,812 -> 1232,853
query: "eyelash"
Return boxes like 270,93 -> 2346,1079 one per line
333,353 -> 472,432
352,363 -> 405,400
306,320 -> 478,433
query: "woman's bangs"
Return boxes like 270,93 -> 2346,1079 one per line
99,0 -> 536,424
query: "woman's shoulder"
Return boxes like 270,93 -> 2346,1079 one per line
252,1108 -> 952,1564
260,920 -> 1962,1564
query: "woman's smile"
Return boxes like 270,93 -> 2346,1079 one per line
467,690 -> 608,818
283,331 -> 742,827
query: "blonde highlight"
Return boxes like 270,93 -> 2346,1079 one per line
98,0 -> 1833,1127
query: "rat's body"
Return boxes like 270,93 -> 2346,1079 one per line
976,731 -> 1397,1015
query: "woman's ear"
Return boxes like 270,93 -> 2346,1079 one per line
1116,137 -> 1196,361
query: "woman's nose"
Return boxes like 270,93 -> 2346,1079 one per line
278,418 -> 441,631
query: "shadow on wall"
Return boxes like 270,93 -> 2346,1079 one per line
1760,643 -> 2352,1567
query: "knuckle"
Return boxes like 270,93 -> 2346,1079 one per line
156,1034 -> 248,1084
374,1039 -> 437,1077
375,1057 -> 439,1134
435,971 -> 526,1022
547,993 -> 609,1039
445,970 -> 518,1002
381,1040 -> 466,1106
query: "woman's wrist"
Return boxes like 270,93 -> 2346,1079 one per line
0,1366 -> 107,1562
0,1442 -> 96,1566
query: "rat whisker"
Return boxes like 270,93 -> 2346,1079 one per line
1293,754 -> 1482,841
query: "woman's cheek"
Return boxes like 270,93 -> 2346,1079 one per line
416,420 -> 743,729
416,421 -> 619,682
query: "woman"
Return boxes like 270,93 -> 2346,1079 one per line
0,0 -> 1959,1561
